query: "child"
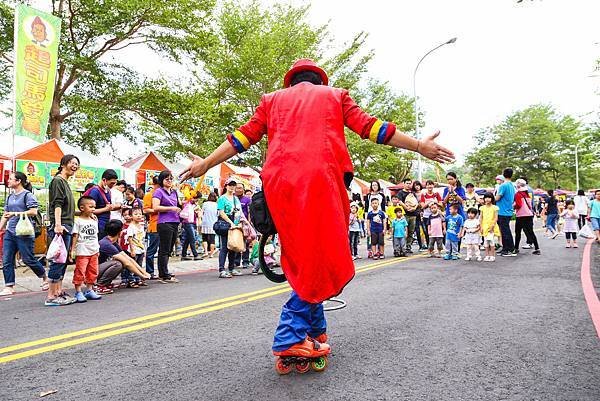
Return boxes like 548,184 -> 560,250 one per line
70,196 -> 102,302
357,202 -> 366,238
366,198 -> 387,259
119,208 -> 139,288
462,207 -> 482,261
420,180 -> 442,245
444,204 -> 464,260
349,203 -> 362,260
391,208 -> 408,257
250,237 -> 277,275
588,190 -> 600,243
561,200 -> 579,248
386,195 -> 403,238
427,202 -> 445,257
480,193 -> 500,262
126,207 -> 148,279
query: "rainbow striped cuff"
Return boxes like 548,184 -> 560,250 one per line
368,120 -> 396,144
227,130 -> 252,153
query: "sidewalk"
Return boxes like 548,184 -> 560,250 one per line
0,255 -> 221,294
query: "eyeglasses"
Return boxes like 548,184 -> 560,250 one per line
164,177 -> 174,181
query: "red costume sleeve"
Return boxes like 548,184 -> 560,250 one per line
341,90 -> 396,145
227,95 -> 268,153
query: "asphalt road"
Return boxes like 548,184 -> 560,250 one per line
1,235 -> 598,401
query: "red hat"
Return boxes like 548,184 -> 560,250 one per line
283,59 -> 329,88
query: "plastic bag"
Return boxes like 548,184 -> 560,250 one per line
240,217 -> 257,241
46,234 -> 67,263
227,226 -> 245,252
15,213 -> 35,237
579,223 -> 595,239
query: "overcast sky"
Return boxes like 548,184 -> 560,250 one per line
9,0 -> 600,165
289,0 -> 600,161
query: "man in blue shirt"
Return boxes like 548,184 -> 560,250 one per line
496,168 -> 516,256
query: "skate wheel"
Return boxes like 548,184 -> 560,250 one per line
295,360 -> 311,374
310,355 -> 328,372
275,357 -> 292,375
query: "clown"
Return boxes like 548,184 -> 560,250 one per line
181,59 -> 454,372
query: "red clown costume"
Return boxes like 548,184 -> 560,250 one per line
226,59 -> 397,362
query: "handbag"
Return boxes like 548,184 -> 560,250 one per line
15,212 -> 35,237
46,234 -> 67,263
227,226 -> 245,252
213,219 -> 231,236
240,216 -> 257,241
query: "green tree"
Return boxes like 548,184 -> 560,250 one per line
0,0 -> 215,152
346,80 -> 418,182
465,104 -> 600,189
144,1 -> 375,164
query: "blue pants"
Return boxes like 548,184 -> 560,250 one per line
2,230 -> 46,286
546,213 -> 558,234
145,232 -> 159,275
272,291 -> 327,351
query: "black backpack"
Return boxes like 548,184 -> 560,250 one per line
249,190 -> 277,235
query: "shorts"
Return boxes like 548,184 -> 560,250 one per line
428,237 -> 443,251
370,232 -> 385,246
202,233 -> 216,246
565,232 -> 577,240
591,217 -> 600,231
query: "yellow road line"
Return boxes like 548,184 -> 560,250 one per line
0,253 -> 427,363
0,283 -> 289,355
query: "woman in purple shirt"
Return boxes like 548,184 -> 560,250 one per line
152,171 -> 181,283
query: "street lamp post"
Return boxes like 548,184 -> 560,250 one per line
413,37 -> 457,183
575,144 -> 579,191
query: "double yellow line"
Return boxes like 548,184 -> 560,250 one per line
0,254 -> 425,364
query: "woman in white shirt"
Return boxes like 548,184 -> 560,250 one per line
573,189 -> 589,229
200,192 -> 219,258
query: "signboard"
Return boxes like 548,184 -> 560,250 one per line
15,159 -> 48,188
144,170 -> 161,190
13,5 -> 61,142
17,159 -> 121,191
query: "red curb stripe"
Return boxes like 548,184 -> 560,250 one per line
580,239 -> 600,338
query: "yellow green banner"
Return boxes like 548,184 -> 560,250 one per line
13,4 -> 62,142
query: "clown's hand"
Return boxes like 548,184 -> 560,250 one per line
418,130 -> 455,164
180,153 -> 208,182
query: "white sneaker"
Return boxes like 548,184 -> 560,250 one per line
465,256 -> 471,261
476,256 -> 482,262
490,256 -> 496,261
551,232 -> 559,239
522,244 -> 532,249
483,256 -> 490,262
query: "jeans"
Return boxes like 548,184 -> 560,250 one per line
405,215 -> 416,250
349,231 -> 360,256
497,215 -> 515,253
393,237 -> 406,254
218,232 -> 237,272
145,232 -> 159,275
47,226 -> 73,282
446,240 -> 459,256
422,217 -> 430,244
157,223 -> 179,279
272,291 -> 326,351
515,216 -> 539,250
181,223 -> 198,258
2,230 -> 46,286
121,253 -> 143,283
546,213 -> 558,234
234,240 -> 250,266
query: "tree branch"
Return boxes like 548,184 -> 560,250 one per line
59,109 -> 77,120
57,68 -> 79,99
109,39 -> 153,52
67,0 -> 79,52
90,16 -> 148,60
0,53 -> 13,64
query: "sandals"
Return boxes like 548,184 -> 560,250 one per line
127,281 -> 140,288
41,281 -> 49,291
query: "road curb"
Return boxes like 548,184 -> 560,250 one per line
580,239 -> 600,338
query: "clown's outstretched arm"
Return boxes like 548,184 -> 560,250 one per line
387,129 -> 455,164
180,141 -> 238,181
